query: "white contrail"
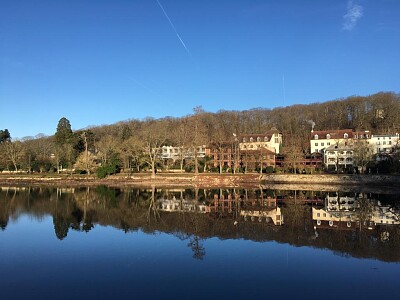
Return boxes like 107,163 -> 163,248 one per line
156,0 -> 192,57
128,77 -> 163,99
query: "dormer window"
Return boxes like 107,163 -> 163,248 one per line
264,137 -> 268,142
250,137 -> 254,142
257,137 -> 261,142
243,138 -> 246,142
314,134 -> 318,140
344,133 -> 348,139
326,134 -> 330,139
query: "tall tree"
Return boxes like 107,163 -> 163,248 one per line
0,129 -> 11,143
55,117 -> 73,145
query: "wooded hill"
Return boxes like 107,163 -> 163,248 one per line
1,92 -> 399,174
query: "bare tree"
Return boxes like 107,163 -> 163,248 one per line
353,140 -> 374,174
139,120 -> 168,178
1,140 -> 26,171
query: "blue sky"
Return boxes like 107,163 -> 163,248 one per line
1,0 -> 399,139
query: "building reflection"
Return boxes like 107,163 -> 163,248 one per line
313,192 -> 400,231
157,189 -> 284,225
1,186 -> 400,262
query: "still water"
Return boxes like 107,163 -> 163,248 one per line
1,186 -> 399,299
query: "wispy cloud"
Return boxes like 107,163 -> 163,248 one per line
156,0 -> 192,57
343,0 -> 364,31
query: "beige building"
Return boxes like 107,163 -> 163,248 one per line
239,127 -> 282,154
241,207 -> 284,226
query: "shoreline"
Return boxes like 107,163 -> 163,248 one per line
0,173 -> 399,192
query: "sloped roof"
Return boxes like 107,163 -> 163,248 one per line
240,127 -> 281,141
311,129 -> 354,140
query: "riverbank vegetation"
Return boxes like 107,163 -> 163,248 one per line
1,92 -> 400,177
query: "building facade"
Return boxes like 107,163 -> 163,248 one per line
239,127 -> 282,154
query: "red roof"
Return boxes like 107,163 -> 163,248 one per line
310,129 -> 354,140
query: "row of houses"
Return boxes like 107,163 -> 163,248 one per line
158,127 -> 399,172
156,191 -> 399,229
310,129 -> 399,172
158,127 -> 283,172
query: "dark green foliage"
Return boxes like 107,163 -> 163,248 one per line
96,156 -> 121,178
74,129 -> 95,152
0,129 -> 11,143
55,117 -> 73,145
265,166 -> 274,173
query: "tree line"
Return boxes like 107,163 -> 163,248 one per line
1,92 -> 399,175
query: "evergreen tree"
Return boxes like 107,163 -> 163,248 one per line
0,129 -> 11,143
55,117 -> 73,145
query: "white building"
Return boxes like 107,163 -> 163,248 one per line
310,129 -> 356,154
158,145 -> 206,161
313,195 -> 400,228
324,145 -> 354,170
369,134 -> 399,154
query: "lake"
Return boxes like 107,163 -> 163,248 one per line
1,186 -> 399,299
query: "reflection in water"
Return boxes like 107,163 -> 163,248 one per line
1,186 -> 400,262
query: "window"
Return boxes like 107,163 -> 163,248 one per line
344,133 -> 348,138
321,142 -> 324,146
275,138 -> 279,143
383,141 -> 386,145
315,149 -> 318,152
250,137 -> 253,142
315,143 -> 318,146
257,137 -> 261,142
264,137 -> 268,142
327,142 -> 330,146
326,134 -> 331,139
314,134 -> 318,140
389,141 -> 392,145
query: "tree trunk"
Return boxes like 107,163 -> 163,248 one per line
194,147 -> 199,174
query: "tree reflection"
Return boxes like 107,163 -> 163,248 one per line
188,235 -> 205,260
53,214 -> 69,240
146,185 -> 160,224
1,186 -> 400,262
